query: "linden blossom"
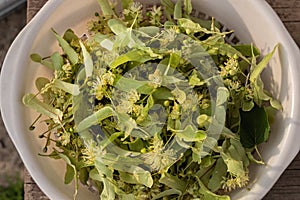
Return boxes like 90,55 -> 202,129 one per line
22,0 -> 281,199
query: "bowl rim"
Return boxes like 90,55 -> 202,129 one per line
1,0 -> 300,199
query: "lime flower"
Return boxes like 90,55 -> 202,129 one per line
244,87 -> 254,101
200,98 -> 210,110
182,93 -> 199,112
220,57 -> 239,78
221,171 -> 249,192
92,71 -> 115,100
115,89 -> 140,114
81,140 -> 97,165
142,137 -> 177,173
148,5 -> 163,26
159,29 -> 178,47
170,102 -> 181,119
101,71 -> 115,85
171,87 -> 186,105
123,2 -> 143,26
127,89 -> 140,103
81,139 -> 106,165
93,77 -> 106,100
148,69 -> 162,88
60,131 -> 71,146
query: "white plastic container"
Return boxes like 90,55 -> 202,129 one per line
1,0 -> 299,199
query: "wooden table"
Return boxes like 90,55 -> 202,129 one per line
24,0 -> 300,199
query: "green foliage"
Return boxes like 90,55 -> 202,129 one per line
240,105 -> 270,148
0,176 -> 24,200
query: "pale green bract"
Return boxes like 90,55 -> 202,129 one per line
23,0 -> 281,199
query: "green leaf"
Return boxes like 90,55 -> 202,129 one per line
35,77 -> 50,91
169,52 -> 182,69
79,41 -> 93,78
207,158 -> 227,192
171,87 -> 186,104
246,151 -> 265,165
133,171 -> 153,188
152,87 -> 173,100
177,18 -> 213,35
184,0 -> 192,16
173,125 -> 207,142
22,94 -> 63,123
64,164 -> 75,184
228,138 -> 250,167
110,50 -> 154,69
174,0 -> 182,19
57,153 -> 78,198
161,0 -> 175,20
108,19 -> 127,35
30,53 -> 54,70
89,168 -> 102,182
242,100 -> 254,111
95,159 -> 113,179
221,152 -> 245,177
76,106 -> 115,132
63,29 -> 79,43
116,112 -> 139,137
51,52 -> 64,71
250,44 -> 278,83
119,193 -> 135,200
252,74 -> 282,111
52,29 -> 78,65
121,0 -> 133,9
198,179 -> 230,200
152,189 -> 182,200
93,33 -> 110,44
138,26 -> 160,37
30,53 -> 42,62
189,70 -> 205,87
137,95 -> 154,122
97,0 -> 114,16
239,105 -> 270,148
101,179 -> 116,200
52,79 -> 80,96
233,44 -> 260,57
216,87 -> 229,106
203,41 -> 248,61
192,141 -> 204,164
119,171 -> 140,185
270,98 -> 282,110
159,173 -> 186,192
114,75 -> 152,94
79,167 -> 89,185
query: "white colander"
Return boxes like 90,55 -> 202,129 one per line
1,0 -> 299,199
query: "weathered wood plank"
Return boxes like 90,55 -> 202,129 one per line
26,0 -> 48,22
271,8 -> 300,22
24,169 -> 49,200
266,0 -> 300,8
265,0 -> 300,48
264,153 -> 300,199
24,2 -> 52,199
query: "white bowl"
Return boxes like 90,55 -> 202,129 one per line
1,0 -> 300,199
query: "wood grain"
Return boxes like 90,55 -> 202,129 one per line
24,170 -> 49,200
26,0 -> 48,22
266,0 -> 300,46
265,0 -> 300,8
24,0 -> 300,199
